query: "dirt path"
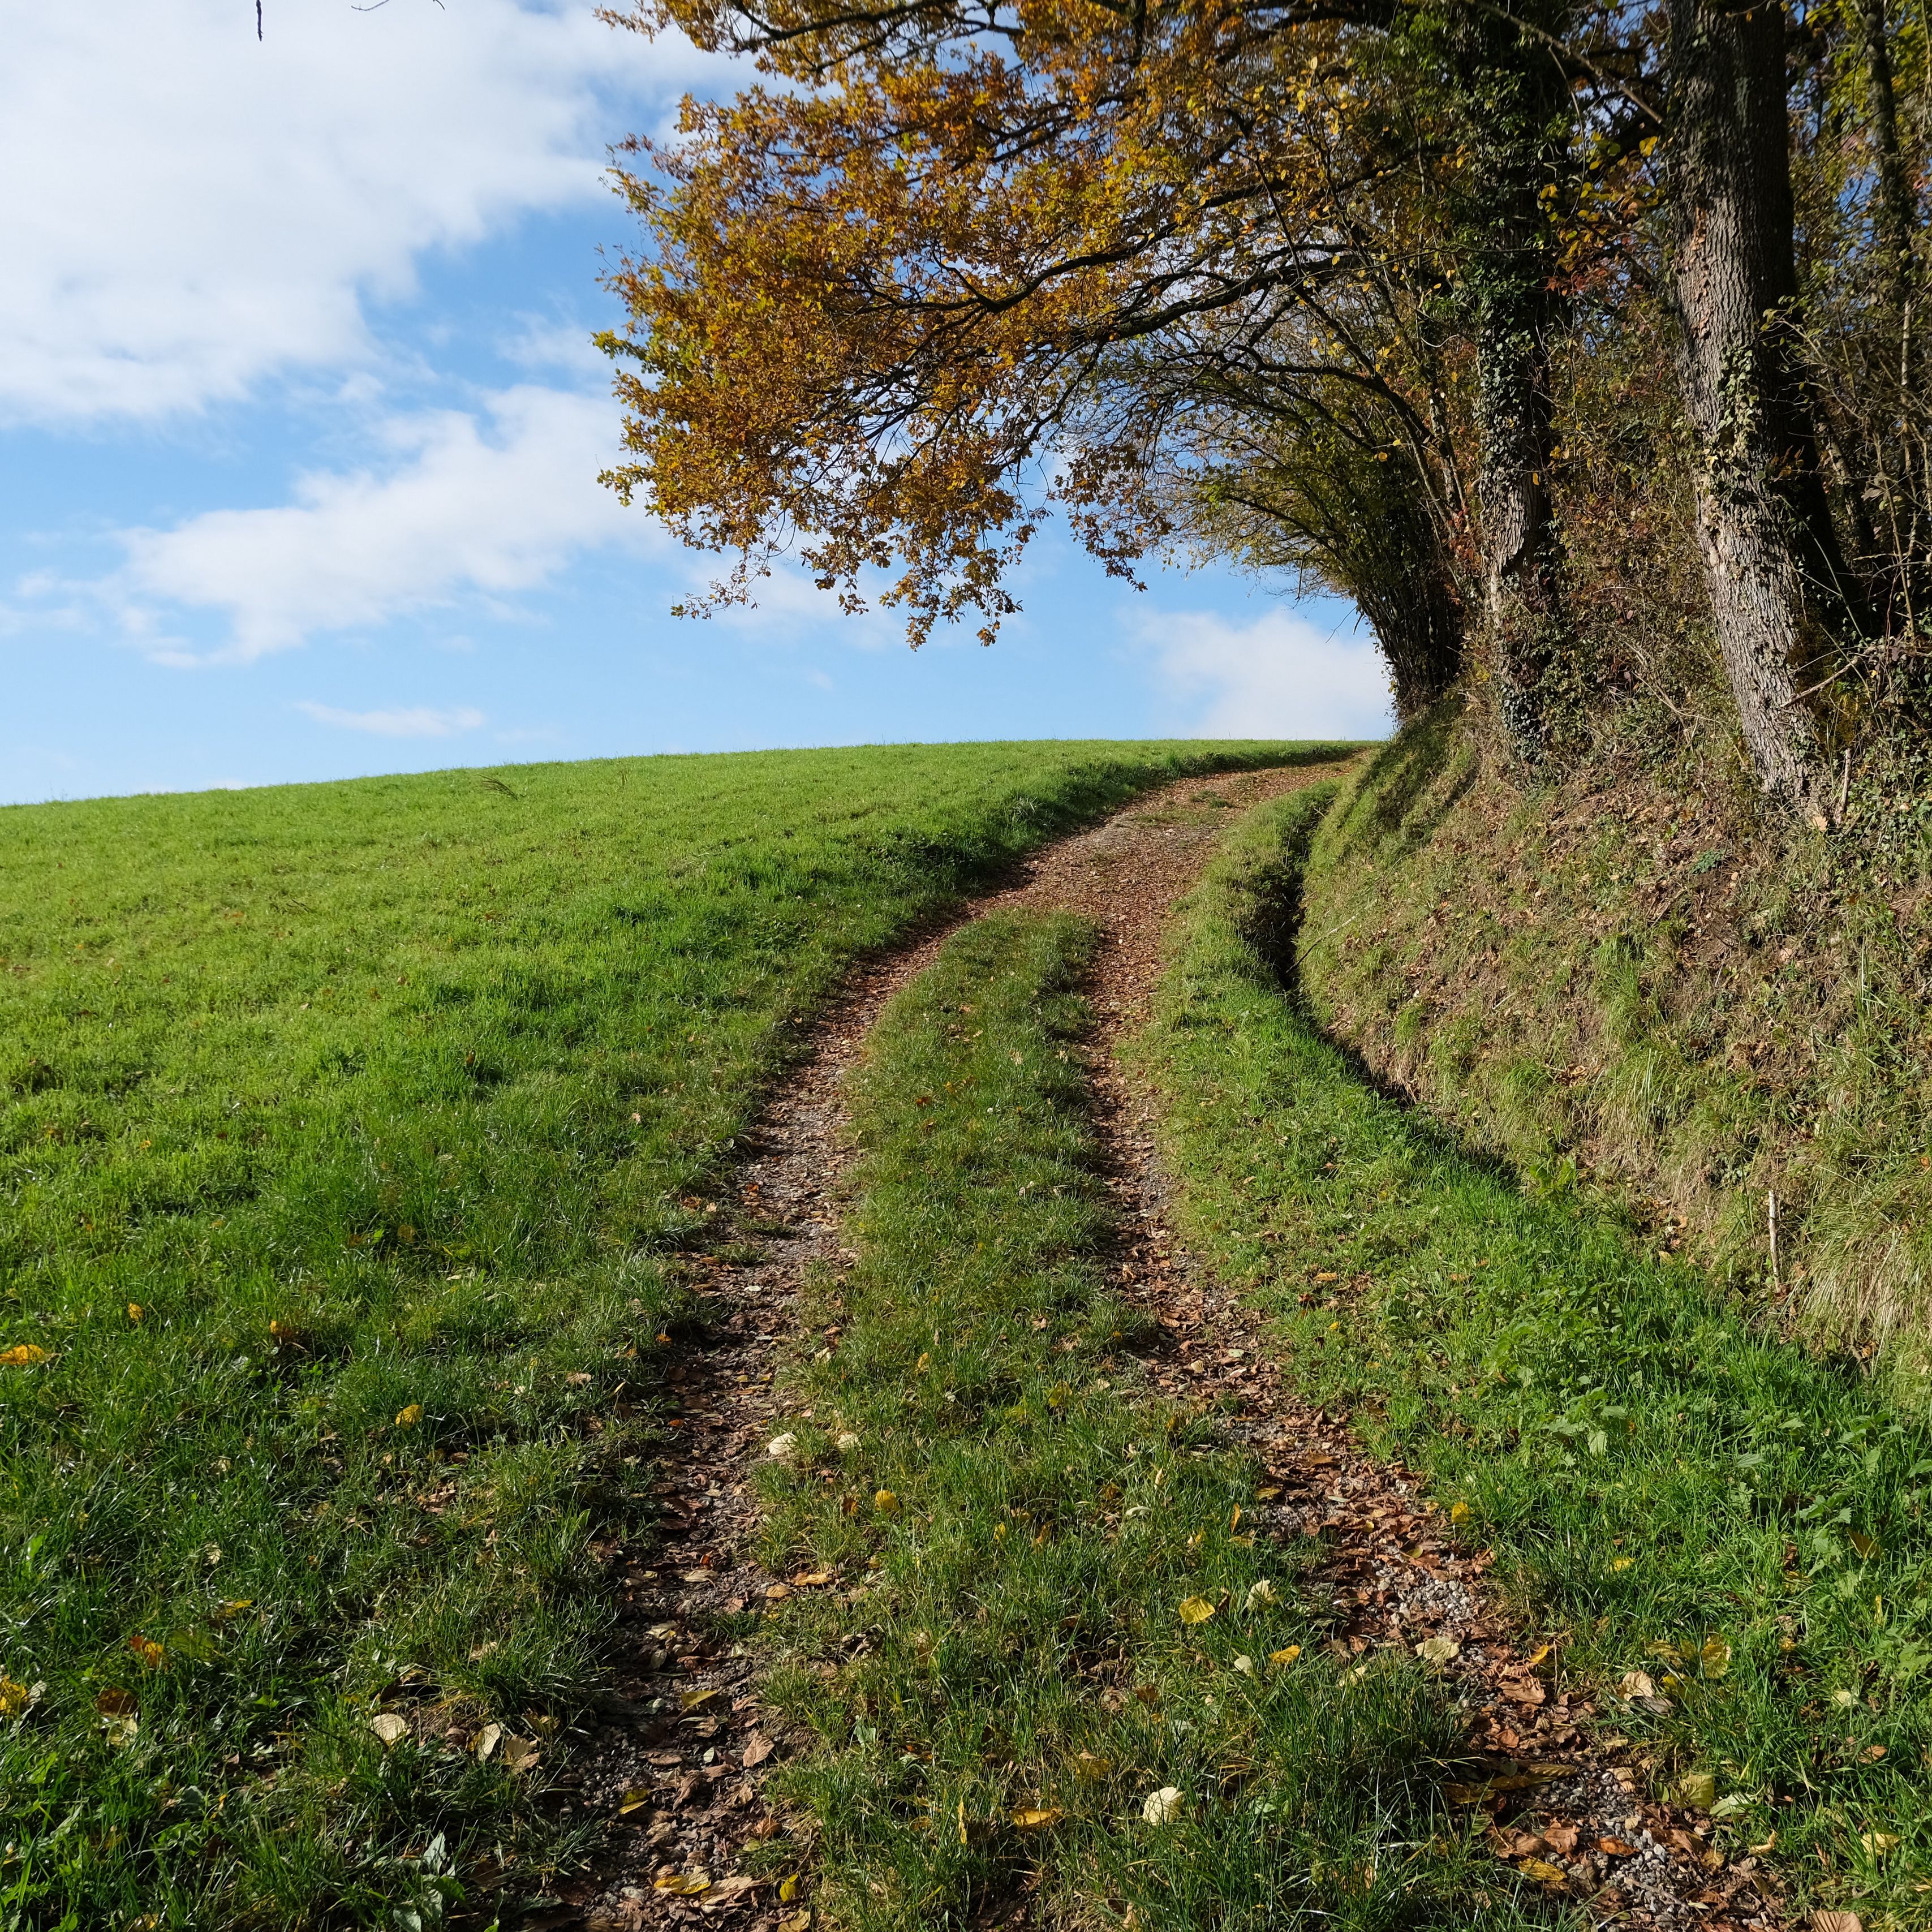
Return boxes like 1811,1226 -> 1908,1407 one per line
559,763 -> 1778,1932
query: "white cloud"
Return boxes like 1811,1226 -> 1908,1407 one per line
296,702 -> 485,738
1141,606 -> 1395,739
118,385 -> 657,661
1,1 -> 724,424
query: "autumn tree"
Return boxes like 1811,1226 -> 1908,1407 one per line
597,0 -> 1604,721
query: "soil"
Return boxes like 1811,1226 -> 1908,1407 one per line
544,762 -> 1780,1932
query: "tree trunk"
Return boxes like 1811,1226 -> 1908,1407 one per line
1477,288 -> 1567,763
1455,7 -> 1574,767
1667,0 -> 1862,810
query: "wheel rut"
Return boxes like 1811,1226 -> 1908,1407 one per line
552,760 -> 1778,1932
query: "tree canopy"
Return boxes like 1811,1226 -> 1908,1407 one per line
599,0 -> 1932,811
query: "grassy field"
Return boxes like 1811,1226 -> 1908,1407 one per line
1138,785 -> 1932,1930
0,740 -> 1327,1929
753,911 -> 1543,1931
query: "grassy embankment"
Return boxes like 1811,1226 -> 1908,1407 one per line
753,911 -> 1543,1931
0,739 -> 1328,1927
1138,784 -> 1932,1930
1292,702 -> 1932,1365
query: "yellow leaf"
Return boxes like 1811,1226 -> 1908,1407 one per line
618,1787 -> 652,1815
1011,1806 -> 1064,1828
681,1687 -> 720,1711
653,1873 -> 711,1896
791,1571 -> 833,1587
500,1735 -> 541,1774
474,1722 -> 502,1761
369,1713 -> 409,1747
1415,1635 -> 1460,1666
395,1404 -> 422,1427
1700,1637 -> 1732,1678
1244,1580 -> 1277,1610
1142,1787 -> 1184,1825
1850,1531 -> 1879,1560
956,1798 -> 967,1846
0,1676 -> 29,1716
127,1303 -> 143,1324
1449,1500 -> 1471,1524
1861,1832 -> 1899,1857
1177,1596 -> 1216,1625
1518,1858 -> 1568,1884
875,1489 -> 900,1514
1677,1772 -> 1716,1809
0,1345 -> 48,1369
1611,1556 -> 1634,1572
1073,1751 -> 1112,1780
1268,1646 -> 1302,1667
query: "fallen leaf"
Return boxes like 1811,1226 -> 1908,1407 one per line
1677,1772 -> 1717,1809
1861,1832 -> 1899,1857
1244,1580 -> 1277,1610
1142,1787 -> 1184,1825
767,1433 -> 799,1458
792,1571 -> 833,1587
1268,1646 -> 1302,1667
102,1712 -> 138,1748
1232,1655 -> 1256,1676
742,1735 -> 775,1767
0,1677 -> 30,1718
395,1404 -> 422,1427
1611,1556 -> 1635,1572
836,1431 -> 861,1451
1811,1915 -> 1864,1932
369,1713 -> 409,1748
1700,1637 -> 1732,1679
777,1916 -> 811,1932
1850,1531 -> 1879,1560
128,1634 -> 165,1670
618,1785 -> 651,1815
1073,1751 -> 1112,1780
1518,1858 -> 1568,1884
1598,1838 -> 1637,1857
214,1599 -> 253,1621
653,1873 -> 711,1896
764,1584 -> 792,1602
96,1688 -> 136,1716
1177,1596 -> 1216,1625
127,1303 -> 143,1324
500,1734 -> 540,1774
1544,1824 -> 1579,1854
1415,1635 -> 1461,1666
681,1687 -> 721,1711
875,1489 -> 900,1513
1620,1669 -> 1656,1699
0,1345 -> 48,1369
1450,1500 -> 1471,1524
1011,1806 -> 1065,1828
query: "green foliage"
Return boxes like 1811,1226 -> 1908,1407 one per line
756,910 -> 1548,1931
0,739 -> 1312,1927
1140,784 -> 1932,1929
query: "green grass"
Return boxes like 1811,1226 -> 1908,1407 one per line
1138,783 -> 1932,1931
0,739 -> 1334,1929
753,910 -> 1547,1931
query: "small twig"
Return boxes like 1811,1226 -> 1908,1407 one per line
1769,1191 -> 1780,1294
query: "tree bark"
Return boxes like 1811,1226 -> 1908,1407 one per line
1454,7 -> 1574,767
1667,0 -> 1862,809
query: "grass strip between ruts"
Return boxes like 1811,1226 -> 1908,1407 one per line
1136,783 -> 1932,1931
752,909 -> 1547,1931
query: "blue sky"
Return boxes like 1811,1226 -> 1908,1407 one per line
1,0 -> 1390,807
